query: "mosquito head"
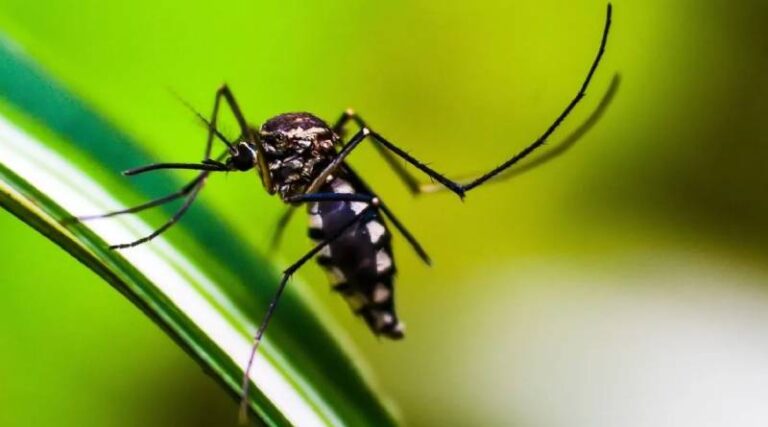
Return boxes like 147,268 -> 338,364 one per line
225,142 -> 258,172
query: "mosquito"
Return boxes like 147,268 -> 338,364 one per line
77,4 -> 612,420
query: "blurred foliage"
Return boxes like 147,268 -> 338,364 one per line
0,0 -> 766,426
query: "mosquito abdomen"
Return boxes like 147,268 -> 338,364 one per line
307,176 -> 404,339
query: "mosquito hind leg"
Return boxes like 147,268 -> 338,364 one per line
417,73 -> 621,193
332,110 -> 423,196
331,4 -> 612,197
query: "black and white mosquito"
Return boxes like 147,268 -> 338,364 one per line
76,4 -> 612,420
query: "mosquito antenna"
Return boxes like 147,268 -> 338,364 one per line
169,88 -> 236,151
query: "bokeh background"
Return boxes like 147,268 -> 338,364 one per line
1,1 -> 767,426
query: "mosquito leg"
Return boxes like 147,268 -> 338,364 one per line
394,4 -> 611,194
213,84 -> 274,191
333,110 -> 423,195
109,178 -> 207,249
366,131 -> 467,197
302,120 -> 459,198
417,73 -> 621,193
304,124 -> 453,197
75,83 -> 243,236
204,87 -> 225,159
239,205 -> 374,423
76,174 -> 206,222
459,4 -> 612,191
285,192 -> 376,204
332,4 -> 612,198
314,122 -> 468,198
377,202 -> 430,265
334,71 -> 615,196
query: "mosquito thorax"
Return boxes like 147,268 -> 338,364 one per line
259,112 -> 339,199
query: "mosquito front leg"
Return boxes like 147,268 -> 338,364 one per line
76,173 -> 206,222
211,84 -> 274,191
109,178 -> 207,249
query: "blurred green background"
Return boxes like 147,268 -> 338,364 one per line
1,1 -> 767,426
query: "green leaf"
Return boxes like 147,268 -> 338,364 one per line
0,36 -> 397,426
